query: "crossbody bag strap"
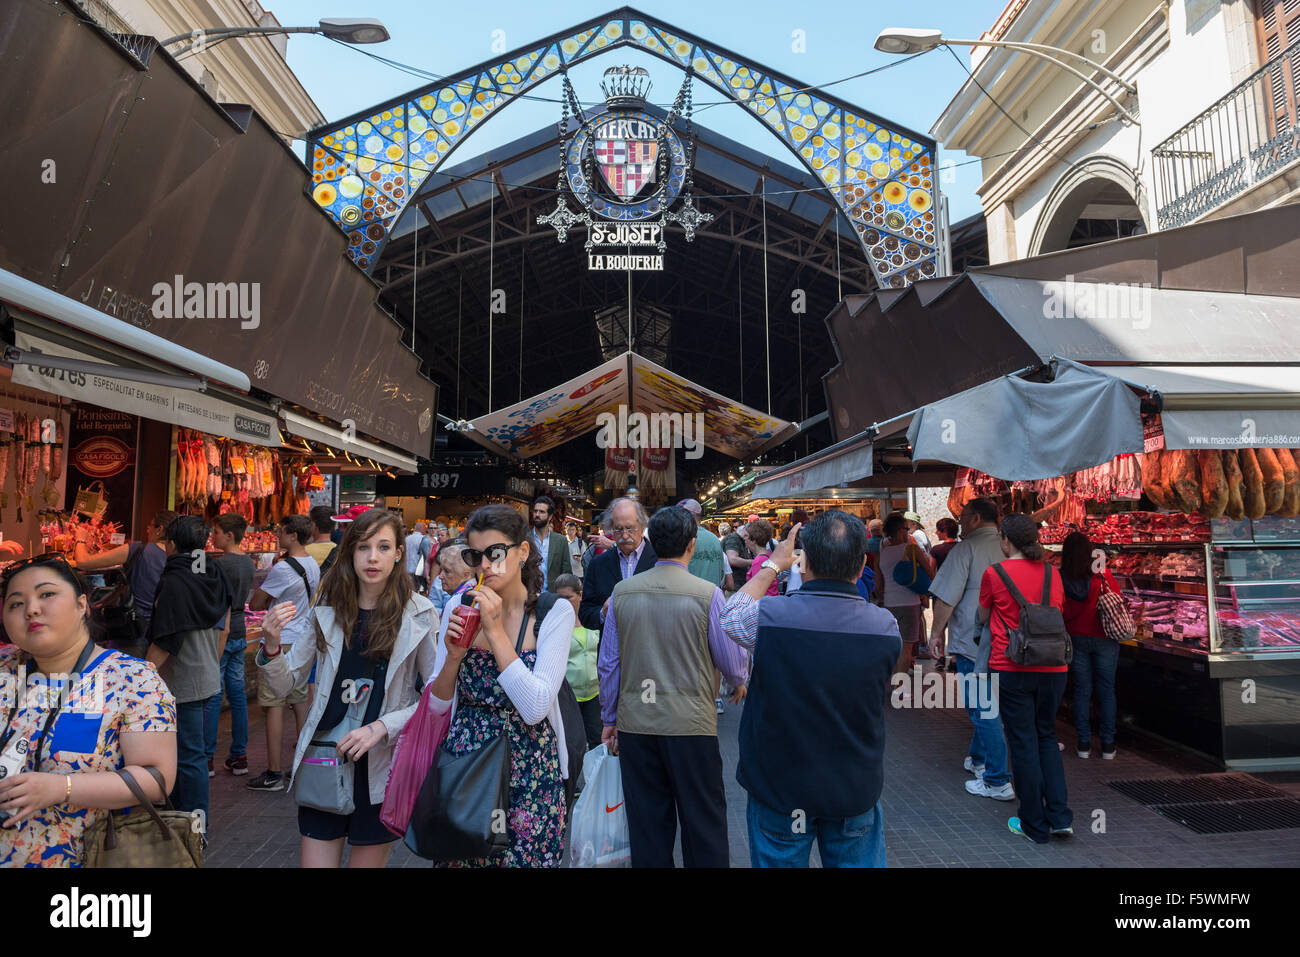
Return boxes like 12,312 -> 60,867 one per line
993,563 -> 1030,612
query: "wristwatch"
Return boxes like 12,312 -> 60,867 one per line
761,559 -> 781,575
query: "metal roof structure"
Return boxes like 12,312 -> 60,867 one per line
374,107 -> 871,486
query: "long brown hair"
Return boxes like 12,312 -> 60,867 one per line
316,509 -> 413,661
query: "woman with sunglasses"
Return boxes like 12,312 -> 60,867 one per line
256,509 -> 438,867
0,555 -> 177,867
427,504 -> 575,867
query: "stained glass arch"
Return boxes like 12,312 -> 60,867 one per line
307,6 -> 942,288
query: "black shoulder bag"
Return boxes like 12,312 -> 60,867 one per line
403,613 -> 521,862
533,592 -> 590,809
994,563 -> 1073,667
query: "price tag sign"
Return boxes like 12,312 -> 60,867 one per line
109,533 -> 126,545
0,410 -> 13,433
1143,416 -> 1165,452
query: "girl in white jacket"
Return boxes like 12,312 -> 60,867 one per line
258,508 -> 437,867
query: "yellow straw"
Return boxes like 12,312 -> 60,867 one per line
472,572 -> 483,607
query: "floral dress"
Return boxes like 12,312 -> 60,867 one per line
438,647 -> 565,868
0,647 -> 177,867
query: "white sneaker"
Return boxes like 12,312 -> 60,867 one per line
715,698 -> 725,715
1057,741 -> 1065,751
963,756 -> 986,778
965,778 -> 1015,801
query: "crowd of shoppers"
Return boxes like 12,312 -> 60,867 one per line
0,491 -> 1132,867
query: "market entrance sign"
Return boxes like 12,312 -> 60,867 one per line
538,66 -> 712,270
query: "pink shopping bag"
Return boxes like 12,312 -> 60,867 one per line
380,684 -> 451,837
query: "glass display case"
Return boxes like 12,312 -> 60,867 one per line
1209,544 -> 1300,655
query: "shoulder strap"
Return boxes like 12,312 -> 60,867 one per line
1041,563 -> 1054,607
533,591 -> 559,639
114,768 -> 177,843
284,556 -> 312,592
993,563 -> 1030,611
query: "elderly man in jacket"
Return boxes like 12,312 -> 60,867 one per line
598,506 -> 748,867
720,510 -> 901,867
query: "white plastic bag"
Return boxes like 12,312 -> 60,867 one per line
567,744 -> 630,868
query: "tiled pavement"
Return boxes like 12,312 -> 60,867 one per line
202,662 -> 1300,867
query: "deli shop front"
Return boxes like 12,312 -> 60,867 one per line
778,203 -> 1300,770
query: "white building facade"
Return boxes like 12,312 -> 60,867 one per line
934,0 -> 1300,262
71,0 -> 323,140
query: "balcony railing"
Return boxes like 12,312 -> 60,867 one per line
1152,35 -> 1300,228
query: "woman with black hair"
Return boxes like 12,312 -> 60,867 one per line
257,508 -> 438,867
1060,532 -> 1122,760
146,515 -> 231,820
0,555 -> 177,867
427,504 -> 574,867
977,514 -> 1072,844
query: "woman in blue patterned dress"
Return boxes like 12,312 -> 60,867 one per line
427,505 -> 574,867
0,555 -> 176,867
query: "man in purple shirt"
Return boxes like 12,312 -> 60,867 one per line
598,506 -> 747,867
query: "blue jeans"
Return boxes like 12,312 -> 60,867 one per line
174,696 -> 217,820
1069,634 -> 1118,746
747,796 -> 887,868
204,638 -> 248,760
956,655 -> 1010,787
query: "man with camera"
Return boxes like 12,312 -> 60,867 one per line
720,511 -> 901,867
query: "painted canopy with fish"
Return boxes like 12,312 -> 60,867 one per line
463,352 -> 795,460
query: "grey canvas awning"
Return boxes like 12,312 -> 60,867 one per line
905,359 -> 1144,480
1111,365 -> 1300,450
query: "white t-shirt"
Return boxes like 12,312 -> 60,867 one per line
911,529 -> 933,553
879,542 -> 921,608
405,532 -> 424,574
259,554 -> 321,646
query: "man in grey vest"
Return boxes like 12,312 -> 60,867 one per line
598,506 -> 749,867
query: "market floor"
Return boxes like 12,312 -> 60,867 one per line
201,664 -> 1300,868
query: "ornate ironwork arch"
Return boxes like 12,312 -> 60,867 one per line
306,6 -> 942,288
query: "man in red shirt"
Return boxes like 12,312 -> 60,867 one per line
977,513 -> 1073,845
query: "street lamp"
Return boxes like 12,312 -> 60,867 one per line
162,17 -> 389,57
874,26 -> 1139,124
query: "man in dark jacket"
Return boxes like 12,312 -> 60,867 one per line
531,495 -> 573,592
578,497 -> 656,631
146,515 -> 232,821
720,510 -> 901,867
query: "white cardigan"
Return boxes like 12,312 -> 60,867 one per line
427,599 -> 575,779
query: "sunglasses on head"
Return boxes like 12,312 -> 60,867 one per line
461,542 -> 522,567
1,553 -> 83,595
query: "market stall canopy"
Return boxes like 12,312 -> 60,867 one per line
458,352 -> 796,461
1,271 -> 283,446
1110,365 -> 1300,450
0,0 -> 437,458
279,410 -> 418,473
751,414 -> 913,499
906,359 -> 1144,481
824,203 -> 1300,441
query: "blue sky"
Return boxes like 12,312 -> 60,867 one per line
270,0 -> 1009,222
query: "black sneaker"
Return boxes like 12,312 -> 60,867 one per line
207,757 -> 215,778
1101,742 -> 1117,760
1076,739 -> 1091,759
246,771 -> 284,791
225,754 -> 249,775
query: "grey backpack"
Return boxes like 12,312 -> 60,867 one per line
993,563 -> 1073,667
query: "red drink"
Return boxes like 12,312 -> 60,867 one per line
450,604 -> 481,648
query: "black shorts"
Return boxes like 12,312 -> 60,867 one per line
296,756 -> 397,846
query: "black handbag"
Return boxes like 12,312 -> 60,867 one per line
532,592 -> 589,808
403,610 -> 529,862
